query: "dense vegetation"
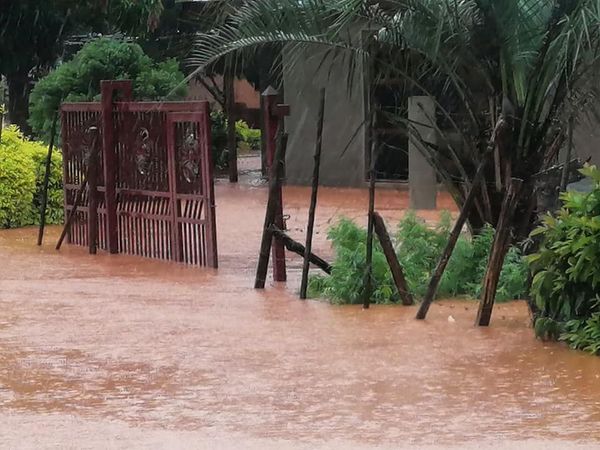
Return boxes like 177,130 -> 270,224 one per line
0,126 -> 62,228
529,165 -> 600,355
210,110 -> 261,170
29,38 -> 187,141
309,213 -> 528,305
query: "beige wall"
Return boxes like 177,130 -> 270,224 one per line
187,77 -> 260,109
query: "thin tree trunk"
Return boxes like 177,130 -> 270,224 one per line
225,71 -> 238,183
476,178 -> 523,326
417,156 -> 489,319
373,212 -> 413,305
254,131 -> 288,289
300,88 -> 326,299
6,70 -> 32,135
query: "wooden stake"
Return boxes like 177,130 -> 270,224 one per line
269,225 -> 332,275
37,112 -> 59,246
416,156 -> 489,319
373,212 -> 413,305
363,147 -> 377,310
300,88 -> 326,299
476,178 -> 523,326
254,131 -> 288,289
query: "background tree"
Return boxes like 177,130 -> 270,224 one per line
0,0 -> 164,134
28,38 -> 186,140
188,0 -> 600,234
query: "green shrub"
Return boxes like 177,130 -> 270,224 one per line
528,164 -> 600,353
309,213 -> 528,304
211,110 -> 228,170
236,120 -> 261,151
29,38 -> 187,141
0,126 -> 63,228
211,114 -> 262,170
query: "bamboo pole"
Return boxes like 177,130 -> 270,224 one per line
300,88 -> 326,299
476,178 -> 523,326
373,212 -> 413,305
416,156 -> 489,319
254,131 -> 288,289
37,112 -> 59,246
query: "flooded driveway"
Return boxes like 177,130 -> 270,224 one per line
1,180 -> 600,449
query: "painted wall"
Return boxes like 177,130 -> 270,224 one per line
283,46 -> 367,187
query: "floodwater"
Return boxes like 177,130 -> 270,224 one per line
1,175 -> 600,449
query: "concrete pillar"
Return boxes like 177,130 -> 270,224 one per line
408,96 -> 437,209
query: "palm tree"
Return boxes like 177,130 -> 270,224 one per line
189,0 -> 600,227
187,0 -> 600,315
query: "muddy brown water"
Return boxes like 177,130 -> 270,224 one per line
1,180 -> 600,449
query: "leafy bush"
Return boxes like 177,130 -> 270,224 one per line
29,38 -> 187,141
309,212 -> 528,304
528,164 -> 600,353
236,120 -> 261,152
211,112 -> 261,170
0,126 -> 63,228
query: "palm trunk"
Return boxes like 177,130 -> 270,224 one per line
6,70 -> 32,135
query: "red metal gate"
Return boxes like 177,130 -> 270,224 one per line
60,80 -> 218,267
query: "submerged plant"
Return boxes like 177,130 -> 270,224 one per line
309,213 -> 528,304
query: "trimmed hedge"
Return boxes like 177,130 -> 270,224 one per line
0,126 -> 63,228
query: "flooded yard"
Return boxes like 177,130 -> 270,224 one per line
1,179 -> 600,449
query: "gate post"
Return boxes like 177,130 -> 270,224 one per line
101,80 -> 132,254
262,87 -> 290,282
87,127 -> 100,254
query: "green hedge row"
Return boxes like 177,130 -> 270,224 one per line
0,126 -> 63,228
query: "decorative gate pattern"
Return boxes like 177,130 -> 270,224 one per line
61,80 -> 218,267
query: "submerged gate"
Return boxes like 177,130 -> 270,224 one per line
60,80 -> 218,267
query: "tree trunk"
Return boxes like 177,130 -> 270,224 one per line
6,71 -> 32,135
476,178 -> 523,326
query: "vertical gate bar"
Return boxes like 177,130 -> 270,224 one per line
60,109 -> 70,244
201,103 -> 218,268
166,116 -> 183,262
87,128 -> 100,254
262,88 -> 287,281
101,80 -> 133,254
101,82 -> 118,254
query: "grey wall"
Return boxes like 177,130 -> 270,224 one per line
573,120 -> 600,164
283,46 -> 367,187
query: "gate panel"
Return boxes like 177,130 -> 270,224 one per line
61,87 -> 217,267
166,109 -> 218,267
61,105 -> 103,250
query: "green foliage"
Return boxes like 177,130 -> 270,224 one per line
29,38 -> 187,141
560,314 -> 600,355
211,111 -> 261,170
236,120 -> 261,152
309,213 -> 528,305
211,110 -> 229,170
529,164 -> 600,353
0,126 -> 63,228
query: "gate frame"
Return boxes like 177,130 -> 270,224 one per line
60,80 -> 218,267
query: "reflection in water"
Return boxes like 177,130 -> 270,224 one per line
1,181 -> 599,449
